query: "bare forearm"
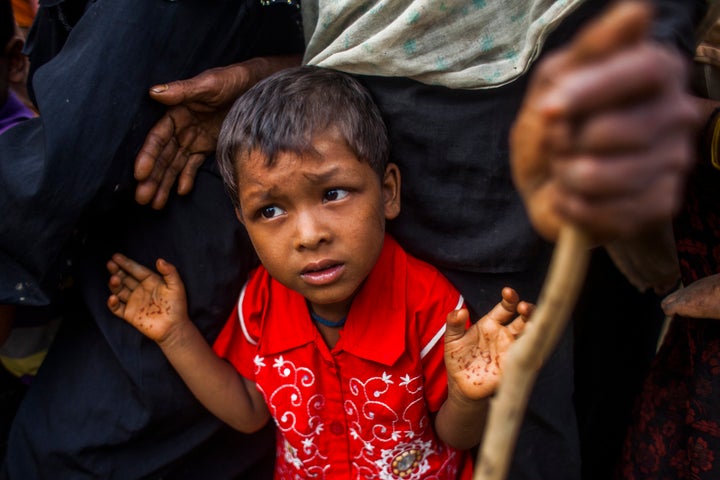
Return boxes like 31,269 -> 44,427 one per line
434,388 -> 490,450
159,320 -> 269,433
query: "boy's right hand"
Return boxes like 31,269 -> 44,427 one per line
107,253 -> 189,343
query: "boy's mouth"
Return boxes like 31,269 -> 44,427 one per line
300,261 -> 344,285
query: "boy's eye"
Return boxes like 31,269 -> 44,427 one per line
324,189 -> 349,203
260,205 -> 286,219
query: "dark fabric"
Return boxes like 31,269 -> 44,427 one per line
617,163 -> 720,480
0,0 -> 302,478
573,249 -> 666,480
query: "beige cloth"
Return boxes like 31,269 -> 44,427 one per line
302,0 -> 585,89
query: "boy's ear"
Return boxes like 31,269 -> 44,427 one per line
382,163 -> 401,220
5,37 -> 27,84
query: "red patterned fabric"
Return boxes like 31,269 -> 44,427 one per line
214,235 -> 473,479
617,164 -> 720,479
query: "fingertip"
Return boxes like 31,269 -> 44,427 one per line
519,301 -> 535,318
134,183 -> 154,206
156,257 -> 176,275
150,83 -> 169,95
447,307 -> 469,325
501,287 -> 519,303
150,189 -> 170,210
660,296 -> 674,315
177,176 -> 195,196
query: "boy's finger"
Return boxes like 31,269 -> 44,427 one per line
107,295 -> 125,317
156,258 -> 184,291
500,287 -> 520,313
504,316 -> 528,338
518,301 -> 535,320
114,286 -> 134,304
116,271 -> 139,292
111,253 -> 154,282
445,308 -> 470,343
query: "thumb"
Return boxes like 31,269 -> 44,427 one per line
155,258 -> 184,291
445,308 -> 470,343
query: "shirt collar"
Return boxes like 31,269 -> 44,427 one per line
257,235 -> 408,367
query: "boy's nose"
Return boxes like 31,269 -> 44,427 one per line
293,210 -> 330,250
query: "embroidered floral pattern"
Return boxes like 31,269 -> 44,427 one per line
255,355 -> 460,478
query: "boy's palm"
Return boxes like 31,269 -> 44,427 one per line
107,254 -> 189,343
444,288 -> 529,400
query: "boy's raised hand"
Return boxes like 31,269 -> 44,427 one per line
444,288 -> 533,401
107,254 -> 189,343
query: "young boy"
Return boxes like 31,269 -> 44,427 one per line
107,66 -> 532,479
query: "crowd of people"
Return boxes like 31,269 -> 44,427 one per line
0,0 -> 715,479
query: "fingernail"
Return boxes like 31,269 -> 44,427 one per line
151,84 -> 169,94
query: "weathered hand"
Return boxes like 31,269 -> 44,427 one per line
511,1 -> 701,243
134,55 -> 302,209
444,288 -> 532,401
107,253 -> 189,343
662,274 -> 720,320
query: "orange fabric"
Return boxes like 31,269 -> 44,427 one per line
11,0 -> 36,29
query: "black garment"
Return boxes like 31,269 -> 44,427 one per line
353,1 -> 704,478
0,0 -> 302,478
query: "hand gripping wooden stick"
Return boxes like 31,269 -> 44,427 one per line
474,1 -> 720,477
474,2 -> 652,478
473,225 -> 591,480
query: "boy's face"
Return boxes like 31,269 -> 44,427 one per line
236,128 -> 400,321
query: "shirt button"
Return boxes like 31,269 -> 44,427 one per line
330,421 -> 344,435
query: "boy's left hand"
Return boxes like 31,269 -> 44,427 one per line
444,288 -> 533,401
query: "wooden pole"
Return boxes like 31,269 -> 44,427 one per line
474,225 -> 592,480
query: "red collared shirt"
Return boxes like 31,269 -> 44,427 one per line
213,236 -> 473,479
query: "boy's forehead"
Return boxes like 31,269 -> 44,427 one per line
237,142 -> 374,185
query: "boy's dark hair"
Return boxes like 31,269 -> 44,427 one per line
217,66 -> 390,208
1,0 -> 14,50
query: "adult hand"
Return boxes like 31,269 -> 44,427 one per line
135,54 -> 302,209
511,0 -> 702,243
662,274 -> 720,320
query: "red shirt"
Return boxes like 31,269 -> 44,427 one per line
213,235 -> 473,479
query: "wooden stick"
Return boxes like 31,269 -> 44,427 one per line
474,225 -> 592,480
